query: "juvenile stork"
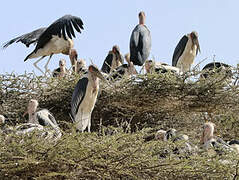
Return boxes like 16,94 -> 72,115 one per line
200,122 -> 236,154
2,15 -> 84,75
145,60 -> 180,74
172,31 -> 200,73
71,65 -> 106,132
52,59 -> 68,77
76,59 -> 87,74
130,11 -> 151,66
101,45 -> 124,74
23,99 -> 59,128
109,53 -> 137,80
200,62 -> 232,79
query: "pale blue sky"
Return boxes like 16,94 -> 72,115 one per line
1,1 -> 238,74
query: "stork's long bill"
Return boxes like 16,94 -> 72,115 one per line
190,31 -> 201,55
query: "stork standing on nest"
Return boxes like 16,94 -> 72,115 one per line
130,11 -> 151,66
172,31 -> 200,73
71,65 -> 106,132
52,59 -> 68,77
101,45 -> 124,74
2,15 -> 84,75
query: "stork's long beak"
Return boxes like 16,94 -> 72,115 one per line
194,38 -> 201,55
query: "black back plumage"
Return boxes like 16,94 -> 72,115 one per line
172,35 -> 188,67
101,53 -> 114,73
2,27 -> 46,48
71,77 -> 88,120
130,25 -> 151,66
34,15 -> 84,53
201,62 -> 232,79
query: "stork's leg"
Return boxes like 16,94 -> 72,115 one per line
44,54 -> 53,76
88,116 -> 91,133
33,56 -> 46,75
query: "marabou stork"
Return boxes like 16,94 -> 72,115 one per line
2,15 -> 84,75
101,45 -> 124,74
71,65 -> 106,132
130,11 -> 151,66
76,59 -> 87,74
172,31 -> 200,73
108,53 -> 137,80
201,122 -> 235,154
23,99 -> 59,128
52,59 -> 68,77
200,62 -> 232,79
145,60 -> 180,74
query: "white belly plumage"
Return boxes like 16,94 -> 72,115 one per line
29,36 -> 72,59
177,39 -> 197,72
75,81 -> 99,132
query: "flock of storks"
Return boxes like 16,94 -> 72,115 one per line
1,12 -> 237,156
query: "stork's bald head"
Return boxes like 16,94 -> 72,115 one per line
0,115 -> 5,125
88,65 -> 106,82
77,59 -> 86,69
190,31 -> 201,54
69,49 -> 78,61
112,45 -> 120,54
23,99 -> 39,117
139,11 -> 146,25
155,130 -> 166,140
145,60 -> 154,73
59,59 -> 66,67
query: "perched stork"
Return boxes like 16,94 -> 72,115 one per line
52,59 -> 68,77
172,31 -> 200,73
200,62 -> 232,79
101,45 -> 124,74
71,65 -> 106,132
76,59 -> 87,74
23,99 -> 59,128
108,53 -> 137,80
130,11 -> 151,66
201,122 -> 234,154
2,15 -> 84,75
69,49 -> 78,73
145,60 -> 180,74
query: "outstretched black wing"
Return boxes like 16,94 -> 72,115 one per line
71,77 -> 88,121
2,27 -> 46,48
172,35 -> 188,67
35,14 -> 84,52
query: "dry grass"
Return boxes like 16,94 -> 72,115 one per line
1,67 -> 239,179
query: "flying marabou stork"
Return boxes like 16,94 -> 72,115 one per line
2,15 -> 84,75
101,45 -> 124,74
172,31 -> 200,73
130,11 -> 151,66
71,65 -> 106,132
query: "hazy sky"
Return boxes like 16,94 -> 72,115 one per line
1,1 -> 239,75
